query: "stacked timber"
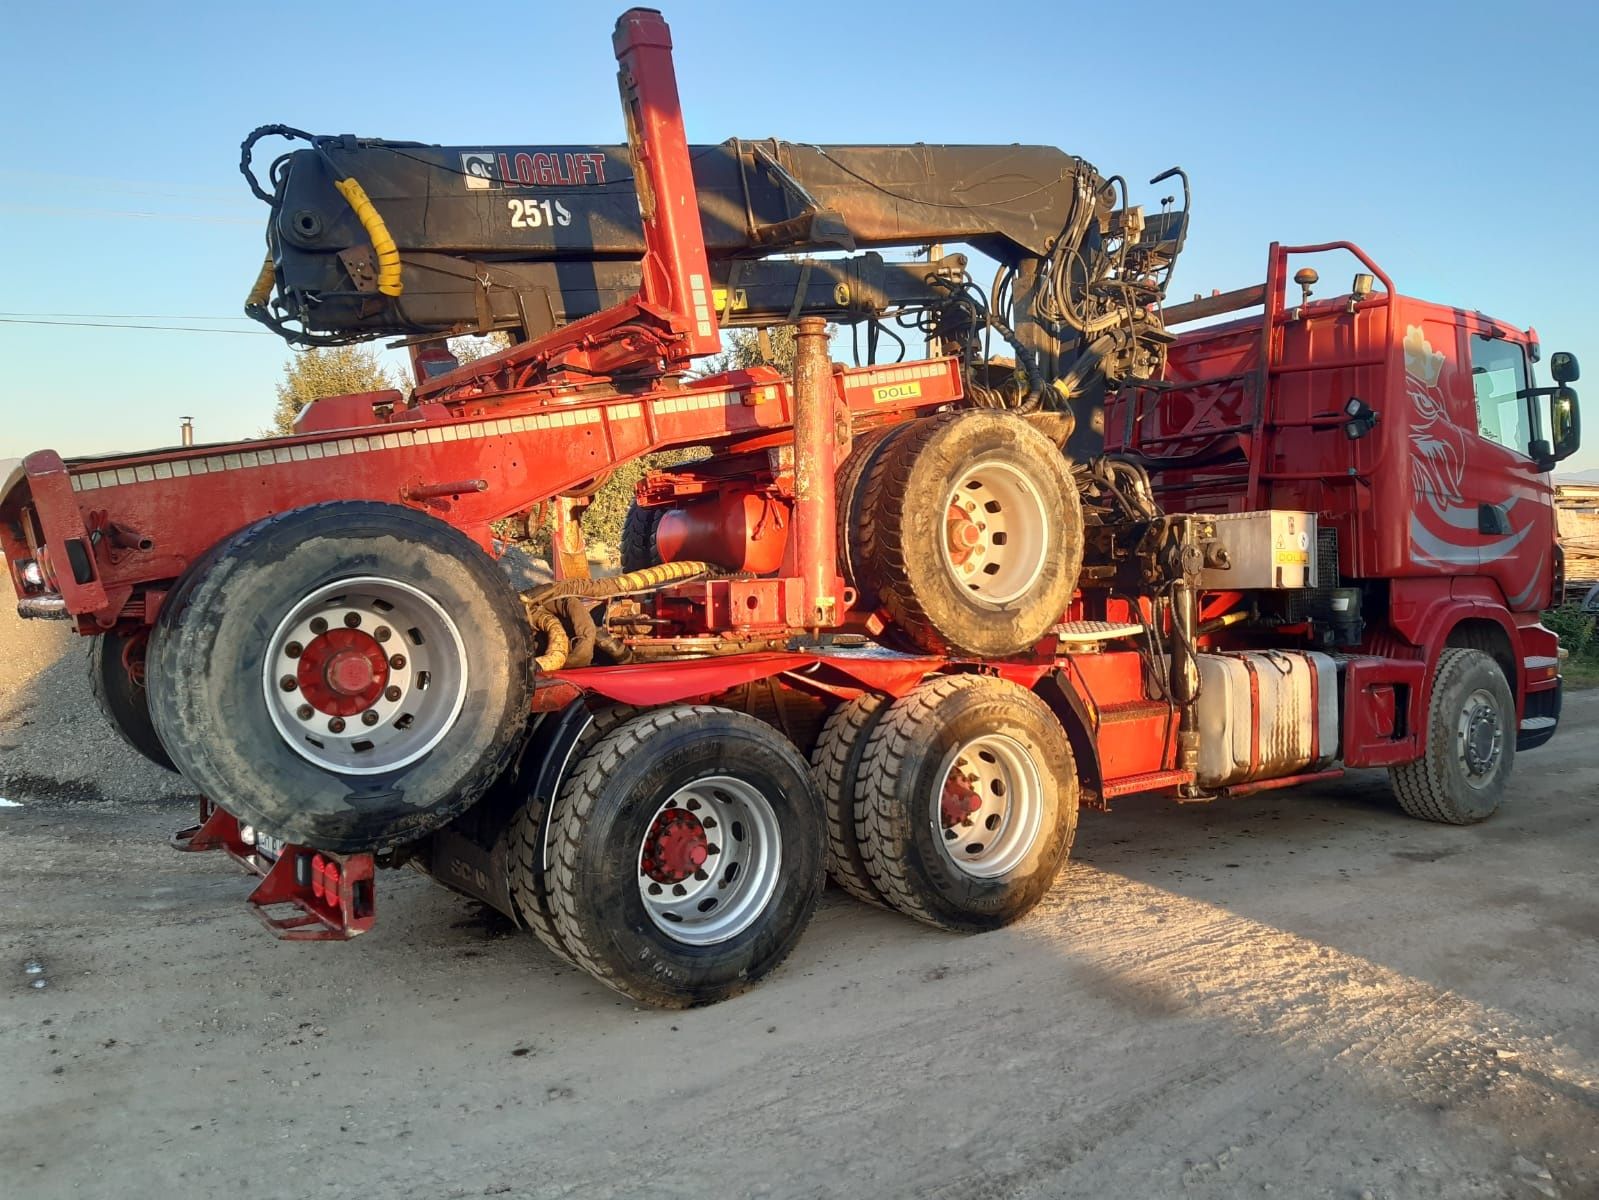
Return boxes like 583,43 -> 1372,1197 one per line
1557,483 -> 1599,602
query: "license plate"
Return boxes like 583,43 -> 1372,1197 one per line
255,832 -> 285,860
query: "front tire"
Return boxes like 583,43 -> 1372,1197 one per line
546,705 -> 825,1007
1390,647 -> 1514,824
147,502 -> 533,852
856,674 -> 1078,931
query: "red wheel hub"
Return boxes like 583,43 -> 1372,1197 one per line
641,807 -> 710,884
946,505 -> 982,564
941,774 -> 983,828
296,628 -> 391,717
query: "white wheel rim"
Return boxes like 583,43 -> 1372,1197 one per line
940,460 -> 1052,605
932,732 -> 1045,878
1456,687 -> 1503,788
262,576 -> 469,775
637,774 -> 782,946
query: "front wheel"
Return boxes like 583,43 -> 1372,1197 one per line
1389,647 -> 1515,824
147,502 -> 533,852
545,705 -> 825,1007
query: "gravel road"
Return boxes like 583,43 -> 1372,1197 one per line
2,602 -> 1597,1200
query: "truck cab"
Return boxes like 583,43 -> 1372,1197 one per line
1107,241 -> 1581,752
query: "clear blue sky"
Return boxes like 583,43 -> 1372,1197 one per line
3,0 -> 1596,475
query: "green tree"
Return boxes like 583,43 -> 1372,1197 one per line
267,345 -> 401,436
696,325 -> 797,376
448,331 -> 512,364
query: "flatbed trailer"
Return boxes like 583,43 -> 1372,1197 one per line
3,8 -> 1582,1006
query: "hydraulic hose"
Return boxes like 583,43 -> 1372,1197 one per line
523,601 -> 571,673
524,559 -> 713,606
245,254 -> 275,309
332,176 -> 404,297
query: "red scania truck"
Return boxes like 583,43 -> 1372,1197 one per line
0,8 -> 1581,1006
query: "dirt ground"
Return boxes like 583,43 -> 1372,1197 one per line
2,601 -> 1597,1200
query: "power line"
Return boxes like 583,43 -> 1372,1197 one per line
0,203 -> 254,225
0,167 -> 243,200
0,317 -> 272,335
0,311 -> 256,322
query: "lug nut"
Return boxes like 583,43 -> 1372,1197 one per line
328,717 -> 346,733
343,611 -> 362,628
296,704 -> 314,720
280,675 -> 298,692
374,625 -> 392,643
285,641 -> 303,658
389,654 -> 407,670
384,685 -> 402,702
309,617 -> 328,635
361,709 -> 380,727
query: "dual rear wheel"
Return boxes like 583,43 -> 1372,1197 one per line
509,704 -> 825,1007
811,673 -> 1079,931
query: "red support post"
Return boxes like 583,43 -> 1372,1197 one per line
791,316 -> 843,629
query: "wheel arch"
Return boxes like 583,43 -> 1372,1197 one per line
1444,617 -> 1519,702
1032,668 -> 1104,809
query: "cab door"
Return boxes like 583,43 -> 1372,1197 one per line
1456,326 -> 1554,610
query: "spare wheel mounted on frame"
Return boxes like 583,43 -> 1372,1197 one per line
146,501 -> 533,854
854,410 -> 1083,657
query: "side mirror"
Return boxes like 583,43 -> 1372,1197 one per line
1552,385 -> 1582,461
1551,351 -> 1580,384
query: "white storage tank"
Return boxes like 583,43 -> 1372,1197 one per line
1193,650 -> 1339,789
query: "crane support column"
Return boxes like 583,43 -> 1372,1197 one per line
792,316 -> 842,630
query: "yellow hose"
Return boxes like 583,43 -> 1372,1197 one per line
523,601 -> 570,673
333,176 -> 404,297
245,254 -> 275,309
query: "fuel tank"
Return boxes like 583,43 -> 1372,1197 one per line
1193,651 -> 1339,788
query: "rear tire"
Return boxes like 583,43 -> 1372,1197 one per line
506,702 -> 637,965
857,674 -> 1078,931
809,694 -> 889,906
87,632 -> 176,772
1390,647 -> 1514,824
546,705 -> 825,1007
857,411 -> 1082,657
147,501 -> 533,853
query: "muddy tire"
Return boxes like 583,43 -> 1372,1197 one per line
809,694 -> 889,906
620,502 -> 665,572
87,633 -> 175,772
857,411 -> 1082,657
146,501 -> 533,853
836,422 -> 912,611
506,702 -> 637,964
857,674 -> 1078,932
1390,648 -> 1515,825
546,705 -> 825,1007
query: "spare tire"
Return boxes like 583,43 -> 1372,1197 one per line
835,422 -> 913,610
147,501 -> 533,853
858,411 -> 1082,657
620,501 -> 665,572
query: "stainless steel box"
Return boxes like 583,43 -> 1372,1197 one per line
1201,510 -> 1318,589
